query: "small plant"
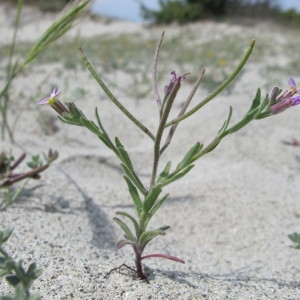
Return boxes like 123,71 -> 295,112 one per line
0,150 -> 58,211
0,228 -> 41,300
38,32 -> 300,281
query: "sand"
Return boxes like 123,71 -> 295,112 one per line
0,3 -> 300,299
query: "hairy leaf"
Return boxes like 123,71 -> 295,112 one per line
156,161 -> 171,183
115,137 -> 133,170
177,142 -> 202,170
116,239 -> 137,249
120,164 -> 146,195
147,193 -> 169,222
113,217 -> 136,242
139,229 -> 166,249
80,117 -> 101,135
143,185 -> 162,213
123,176 -> 143,215
116,211 -> 140,237
161,164 -> 194,187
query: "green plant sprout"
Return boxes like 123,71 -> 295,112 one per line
0,228 -> 41,300
0,150 -> 58,211
39,32 -> 300,281
0,0 -> 90,141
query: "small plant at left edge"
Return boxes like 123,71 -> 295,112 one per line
0,149 -> 58,211
0,228 -> 42,300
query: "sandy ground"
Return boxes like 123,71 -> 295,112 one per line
0,4 -> 300,300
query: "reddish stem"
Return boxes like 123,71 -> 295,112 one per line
141,253 -> 185,264
1,165 -> 49,187
10,153 -> 26,170
133,246 -> 147,280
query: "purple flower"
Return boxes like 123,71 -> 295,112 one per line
164,71 -> 188,96
288,77 -> 300,94
38,88 -> 61,105
291,94 -> 300,106
270,77 -> 300,114
38,88 -> 69,115
164,71 -> 179,95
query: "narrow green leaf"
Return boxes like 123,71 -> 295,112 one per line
116,211 -> 140,237
116,239 -> 136,249
148,193 -> 169,220
113,217 -> 136,242
254,94 -> 270,117
225,108 -> 258,135
159,226 -> 171,231
58,115 -> 81,126
115,137 -> 122,148
218,106 -> 233,134
97,134 -> 113,150
143,185 -> 162,213
139,229 -> 166,249
143,193 -> 169,231
123,176 -> 143,215
80,117 -> 101,135
120,164 -> 146,195
95,108 -> 107,134
156,161 -> 171,183
249,88 -> 261,111
177,142 -> 202,170
161,165 -> 195,187
115,137 -> 133,169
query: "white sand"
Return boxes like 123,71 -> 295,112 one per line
0,4 -> 300,299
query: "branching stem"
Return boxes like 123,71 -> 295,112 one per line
150,79 -> 181,187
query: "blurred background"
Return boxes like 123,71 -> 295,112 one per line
3,0 -> 300,24
92,0 -> 300,23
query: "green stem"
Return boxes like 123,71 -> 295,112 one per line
166,39 -> 256,127
150,79 -> 181,187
